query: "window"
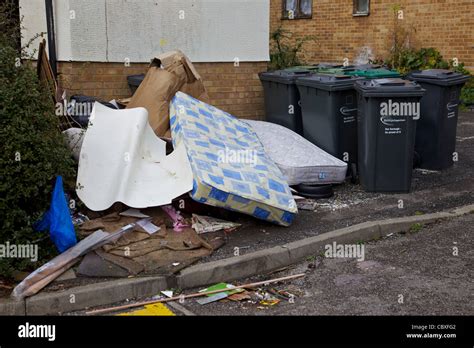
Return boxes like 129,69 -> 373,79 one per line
353,0 -> 370,16
282,0 -> 312,20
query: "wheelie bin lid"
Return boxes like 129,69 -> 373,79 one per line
408,69 -> 471,86
317,62 -> 344,68
283,65 -> 319,72
296,74 -> 362,91
355,78 -> 426,97
346,68 -> 401,78
259,70 -> 313,84
127,74 -> 145,86
353,63 -> 382,70
317,65 -> 356,74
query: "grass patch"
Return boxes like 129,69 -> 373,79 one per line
409,223 -> 424,233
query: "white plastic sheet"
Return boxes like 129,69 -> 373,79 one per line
76,103 -> 193,211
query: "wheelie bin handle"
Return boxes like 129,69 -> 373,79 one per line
340,107 -> 358,116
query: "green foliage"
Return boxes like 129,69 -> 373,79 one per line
385,47 -> 449,76
0,3 -> 76,278
269,27 -> 315,70
380,3 -> 473,107
381,47 -> 473,107
452,62 -> 474,109
409,223 -> 423,234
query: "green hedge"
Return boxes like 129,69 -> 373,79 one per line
0,7 -> 76,277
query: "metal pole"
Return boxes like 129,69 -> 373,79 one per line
44,0 -> 57,78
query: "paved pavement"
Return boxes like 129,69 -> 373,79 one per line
180,212 -> 474,315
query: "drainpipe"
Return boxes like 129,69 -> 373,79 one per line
44,0 -> 57,78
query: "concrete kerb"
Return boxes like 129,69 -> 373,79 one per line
0,298 -> 25,315
176,204 -> 474,289
25,276 -> 167,315
1,203 -> 471,315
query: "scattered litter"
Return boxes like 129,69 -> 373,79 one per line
191,214 -> 241,234
296,198 -> 318,211
172,262 -> 180,267
119,209 -> 150,218
108,99 -> 120,109
199,283 -> 243,296
161,290 -> 174,298
87,273 -> 306,315
228,291 -> 252,302
197,292 -> 228,305
117,303 -> 174,316
259,299 -> 280,306
12,220 -> 142,299
255,289 -> 281,306
456,135 -> 474,142
72,212 -> 89,226
386,233 -> 394,237
77,249 -> 144,278
268,288 -> 297,300
63,128 -> 84,161
34,176 -> 77,253
414,168 -> 441,175
136,219 -> 160,234
116,97 -> 131,108
68,95 -> 118,127
292,194 -> 306,200
162,205 -> 189,232
93,214 -> 223,275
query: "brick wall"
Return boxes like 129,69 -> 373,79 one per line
58,61 -> 267,120
57,1 -> 472,121
270,0 -> 474,70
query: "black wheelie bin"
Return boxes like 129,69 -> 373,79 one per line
296,74 -> 363,174
259,70 -> 313,135
355,78 -> 426,192
407,69 -> 471,170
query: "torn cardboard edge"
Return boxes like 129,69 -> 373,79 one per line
191,214 -> 241,234
126,50 -> 208,137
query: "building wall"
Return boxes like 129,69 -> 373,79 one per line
270,0 -> 474,70
58,61 -> 266,119
21,0 -> 270,119
20,0 -> 270,63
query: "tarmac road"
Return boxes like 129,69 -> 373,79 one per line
181,212 -> 474,315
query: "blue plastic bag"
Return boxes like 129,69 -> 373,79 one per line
34,176 -> 77,252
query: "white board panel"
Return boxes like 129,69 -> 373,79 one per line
20,0 -> 270,62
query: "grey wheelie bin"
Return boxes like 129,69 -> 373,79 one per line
355,78 -> 426,192
296,74 -> 363,169
407,69 -> 471,170
127,74 -> 145,94
259,70 -> 313,135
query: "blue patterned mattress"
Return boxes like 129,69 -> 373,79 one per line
170,92 -> 298,226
